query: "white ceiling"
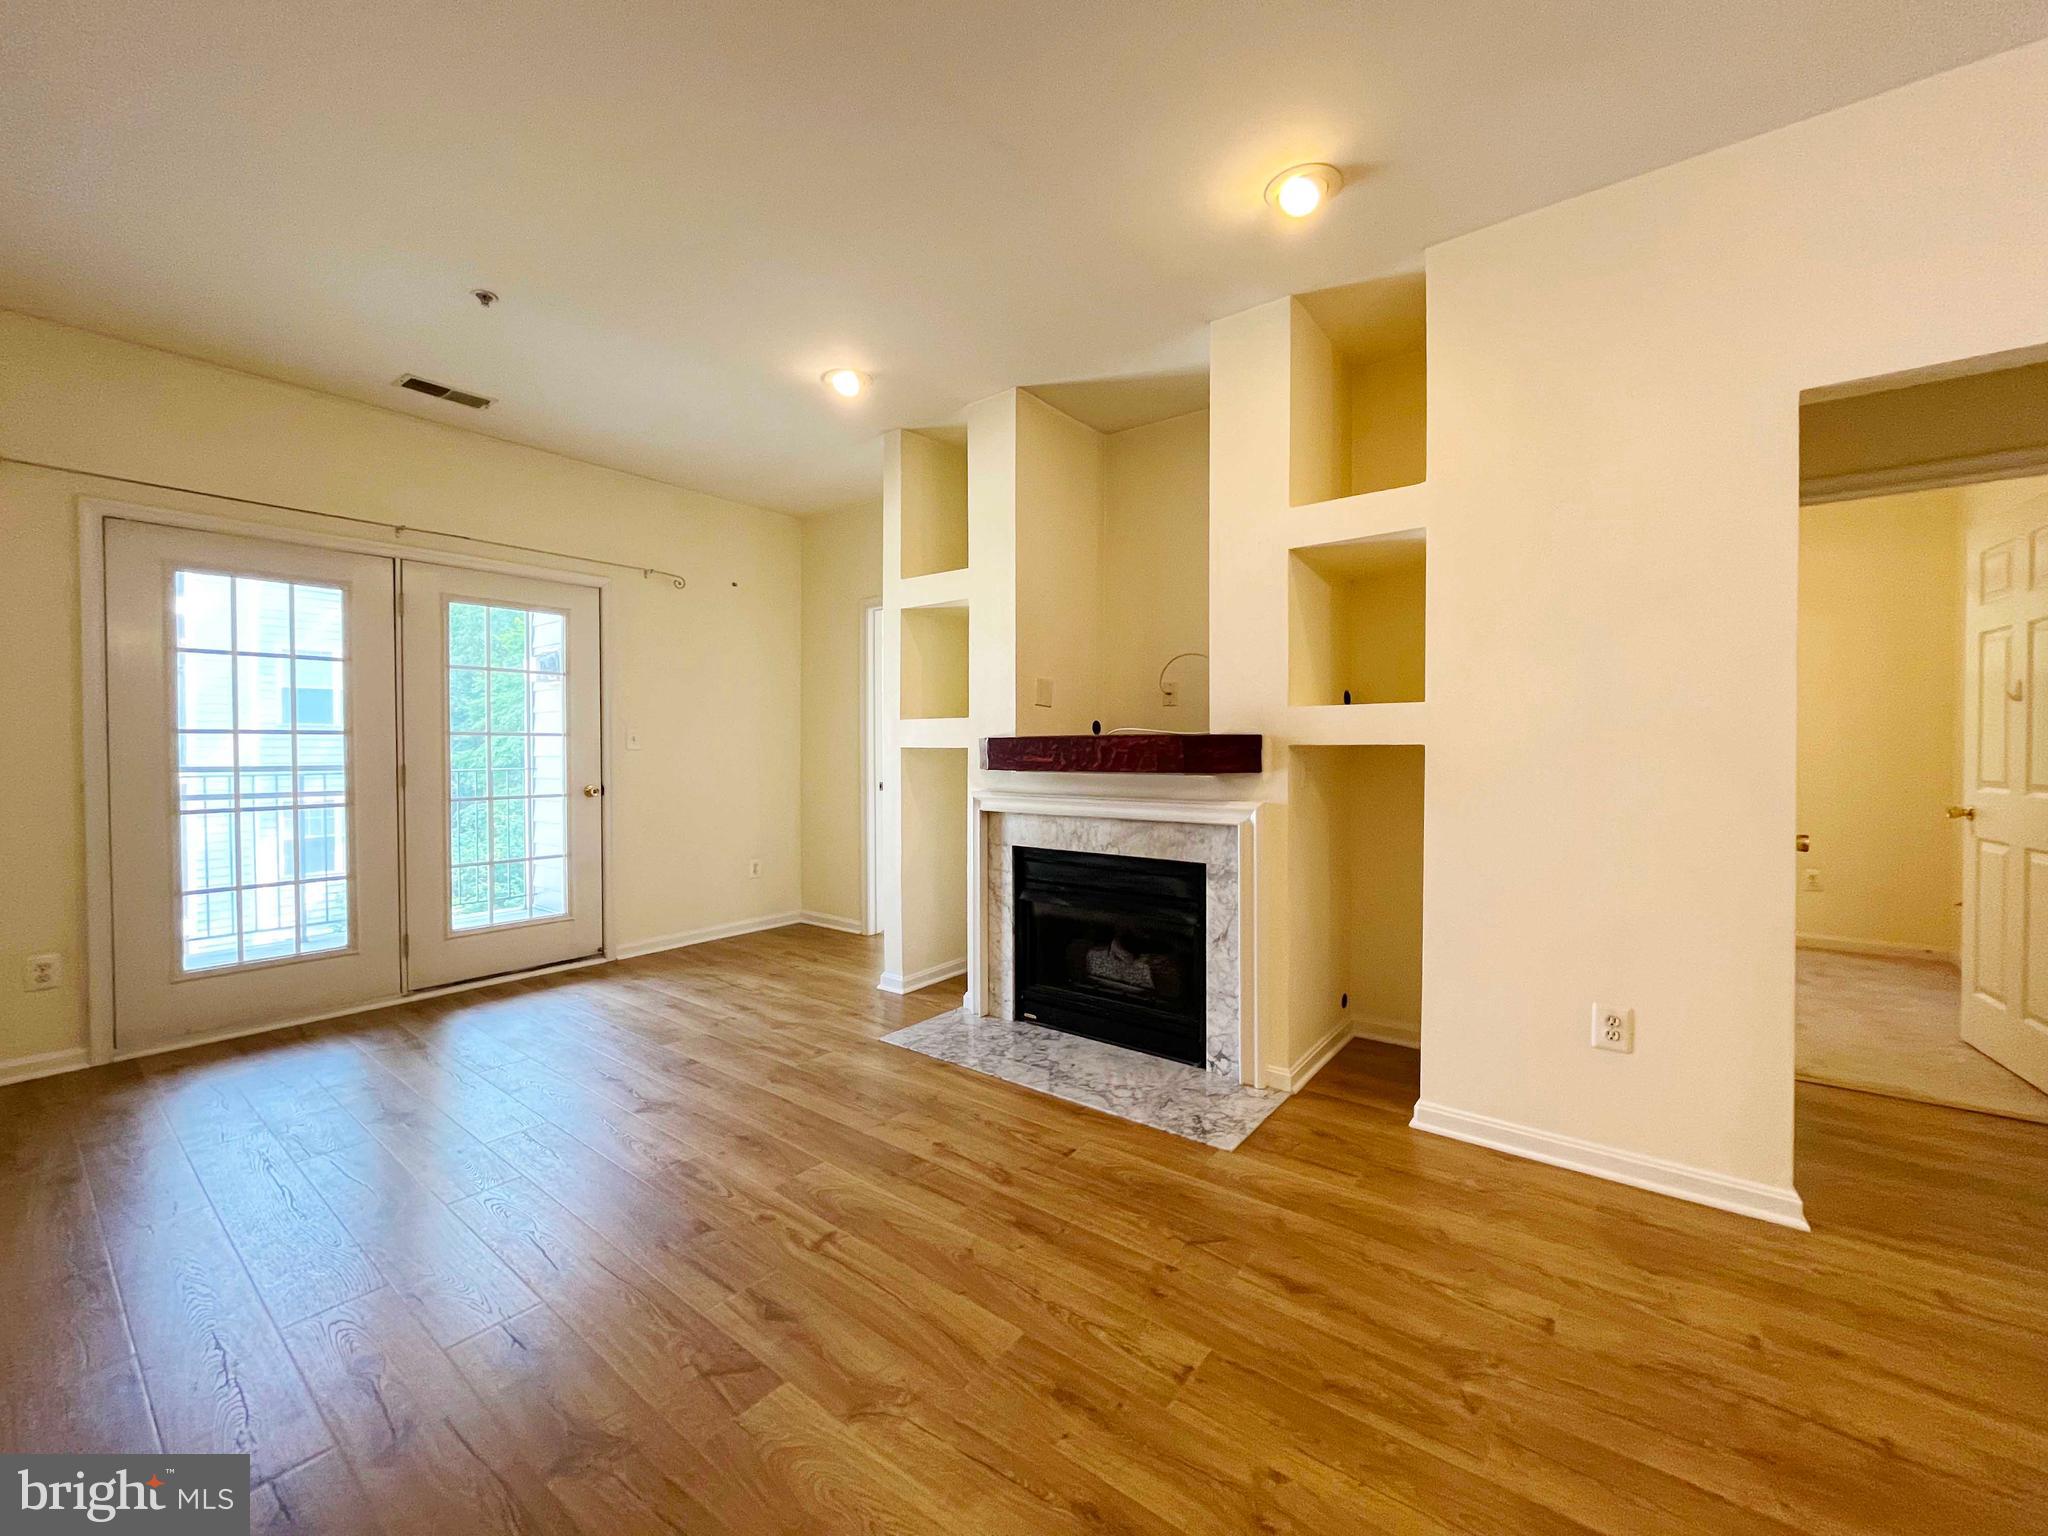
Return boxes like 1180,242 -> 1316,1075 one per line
5,2 -> 2046,515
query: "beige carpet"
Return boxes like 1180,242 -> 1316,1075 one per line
1797,947 -> 2048,1123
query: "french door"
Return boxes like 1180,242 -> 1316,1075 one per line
104,521 -> 604,1052
106,522 -> 404,1050
398,562 -> 603,988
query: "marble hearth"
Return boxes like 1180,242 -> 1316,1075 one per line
883,792 -> 1283,1149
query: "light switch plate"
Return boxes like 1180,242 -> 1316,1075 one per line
1033,677 -> 1053,708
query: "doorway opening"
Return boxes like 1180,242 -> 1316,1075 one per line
1795,353 -> 2048,1123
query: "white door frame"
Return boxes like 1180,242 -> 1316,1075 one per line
863,599 -> 883,935
77,494 -> 617,1065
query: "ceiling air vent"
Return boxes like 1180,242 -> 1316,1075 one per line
396,374 -> 493,409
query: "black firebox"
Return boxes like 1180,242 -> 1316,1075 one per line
1011,845 -> 1206,1066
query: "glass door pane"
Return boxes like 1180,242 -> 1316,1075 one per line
172,570 -> 353,970
444,600 -> 570,930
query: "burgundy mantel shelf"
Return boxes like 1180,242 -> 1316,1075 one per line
981,733 -> 1263,775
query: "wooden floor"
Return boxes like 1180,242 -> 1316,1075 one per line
4,927 -> 2046,1535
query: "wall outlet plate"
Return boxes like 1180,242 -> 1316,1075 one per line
1592,1004 -> 1633,1053
24,952 -> 62,992
1033,677 -> 1053,708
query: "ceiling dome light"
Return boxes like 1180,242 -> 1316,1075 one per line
822,367 -> 869,398
1265,163 -> 1341,218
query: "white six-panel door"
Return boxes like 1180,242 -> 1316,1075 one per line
398,561 -> 604,988
1960,485 -> 2048,1092
105,521 -> 403,1050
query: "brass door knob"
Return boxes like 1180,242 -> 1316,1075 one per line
1946,805 -> 1976,820
583,784 -> 604,798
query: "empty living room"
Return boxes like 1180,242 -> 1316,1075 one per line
5,5 -> 2048,1532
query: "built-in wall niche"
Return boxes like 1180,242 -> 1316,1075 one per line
900,429 -> 969,579
899,746 -> 969,982
1290,273 -> 1427,507
900,604 -> 969,719
1288,530 -> 1425,706
1287,745 -> 1423,1057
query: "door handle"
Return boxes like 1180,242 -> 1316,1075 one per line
1946,805 -> 1976,820
583,784 -> 604,798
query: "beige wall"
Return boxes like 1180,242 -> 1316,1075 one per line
799,502 -> 880,927
1013,391 -> 1105,733
1417,39 -> 2048,1192
898,434 -> 967,579
1100,410 -> 1210,731
1348,348 -> 1428,497
899,747 -> 968,979
0,310 -> 801,1072
1797,487 -> 1966,956
901,607 -> 970,718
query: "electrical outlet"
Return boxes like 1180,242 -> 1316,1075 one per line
1162,679 -> 1180,708
1591,1004 -> 1633,1053
748,859 -> 763,879
1801,868 -> 1823,892
23,952 -> 62,992
1033,677 -> 1053,708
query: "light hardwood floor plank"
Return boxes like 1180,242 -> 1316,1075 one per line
2,926 -> 2042,1535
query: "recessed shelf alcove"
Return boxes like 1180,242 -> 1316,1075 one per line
901,604 -> 969,720
899,746 -> 969,983
899,429 -> 969,579
1289,744 -> 1423,1051
1288,529 -> 1425,706
1290,273 -> 1427,507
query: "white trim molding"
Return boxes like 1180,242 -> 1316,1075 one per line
1797,933 -> 1958,966
1800,444 -> 2048,507
0,1047 -> 93,1088
1266,1020 -> 1353,1092
1352,1014 -> 1421,1049
1410,1100 -> 1810,1231
798,911 -> 866,934
877,957 -> 968,996
614,911 -> 804,960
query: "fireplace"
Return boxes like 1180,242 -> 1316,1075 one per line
1011,845 -> 1207,1066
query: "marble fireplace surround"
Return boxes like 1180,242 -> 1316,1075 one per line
966,792 -> 1262,1086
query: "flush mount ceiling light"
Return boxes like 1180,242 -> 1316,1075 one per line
1264,163 -> 1342,218
821,367 -> 870,398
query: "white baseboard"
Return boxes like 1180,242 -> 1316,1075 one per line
1265,1019 -> 1354,1092
797,911 -> 865,934
877,958 -> 968,996
1797,932 -> 1958,966
1351,1014 -> 1420,1049
0,1046 -> 91,1088
614,911 -> 803,960
1410,1100 -> 1810,1231
1264,1013 -> 1420,1092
